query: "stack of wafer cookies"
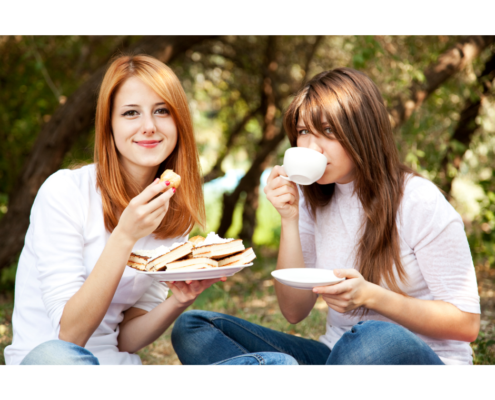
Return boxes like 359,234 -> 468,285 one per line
127,232 -> 256,272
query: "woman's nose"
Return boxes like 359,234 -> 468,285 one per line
307,138 -> 323,153
142,115 -> 156,135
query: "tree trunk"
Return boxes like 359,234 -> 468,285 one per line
238,36 -> 322,244
389,36 -> 495,129
217,129 -> 286,238
0,36 -> 212,271
439,50 -> 495,196
203,105 -> 262,184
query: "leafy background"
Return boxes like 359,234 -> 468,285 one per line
1,35 -> 494,364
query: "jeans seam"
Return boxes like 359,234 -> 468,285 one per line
208,320 -> 252,355
209,316 -> 295,356
215,353 -> 265,365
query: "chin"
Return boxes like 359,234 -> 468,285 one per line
316,175 -> 335,185
132,157 -> 166,169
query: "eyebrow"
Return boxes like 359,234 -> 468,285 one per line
122,102 -> 166,107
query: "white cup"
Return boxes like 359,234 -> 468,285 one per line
280,147 -> 328,185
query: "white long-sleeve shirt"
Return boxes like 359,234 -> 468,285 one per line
5,164 -> 186,365
298,176 -> 480,365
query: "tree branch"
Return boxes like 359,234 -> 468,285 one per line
439,49 -> 495,195
203,104 -> 262,183
390,36 -> 495,129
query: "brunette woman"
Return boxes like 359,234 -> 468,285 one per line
172,68 -> 480,365
5,54 -> 252,365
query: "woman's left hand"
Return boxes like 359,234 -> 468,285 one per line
312,269 -> 375,313
165,277 -> 227,308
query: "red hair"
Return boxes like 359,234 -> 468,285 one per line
94,54 -> 205,238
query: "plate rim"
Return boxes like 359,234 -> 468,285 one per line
271,268 -> 345,285
132,262 -> 253,276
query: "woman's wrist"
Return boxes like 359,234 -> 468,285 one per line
281,216 -> 299,230
167,293 -> 193,310
111,226 -> 137,250
363,282 -> 386,311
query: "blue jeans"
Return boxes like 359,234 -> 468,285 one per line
20,340 -> 298,367
172,310 -> 445,365
20,340 -> 100,365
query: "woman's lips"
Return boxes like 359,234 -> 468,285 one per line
134,140 -> 162,148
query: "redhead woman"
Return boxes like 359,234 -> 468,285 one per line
5,54 -> 231,365
172,68 -> 481,365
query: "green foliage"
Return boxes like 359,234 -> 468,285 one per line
468,175 -> 495,267
0,261 -> 17,294
472,329 -> 495,365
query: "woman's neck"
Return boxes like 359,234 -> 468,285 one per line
121,160 -> 160,191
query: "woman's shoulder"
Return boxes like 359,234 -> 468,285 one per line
403,174 -> 442,202
401,174 -> 452,216
36,164 -> 96,207
399,174 -> 462,244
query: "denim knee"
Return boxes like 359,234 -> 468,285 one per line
213,352 -> 299,365
20,340 -> 100,365
328,320 -> 443,365
172,310 -> 214,357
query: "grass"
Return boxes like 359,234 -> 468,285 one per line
0,293 -> 13,365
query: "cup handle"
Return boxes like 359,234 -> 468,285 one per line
279,165 -> 291,182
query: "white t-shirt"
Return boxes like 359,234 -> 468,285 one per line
298,176 -> 480,365
5,164 -> 187,365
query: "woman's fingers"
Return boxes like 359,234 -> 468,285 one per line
322,296 -> 348,307
272,193 -> 297,208
132,179 -> 168,206
187,280 -> 203,294
199,278 -> 222,289
313,282 -> 349,295
145,187 -> 175,214
269,184 -> 298,200
266,165 -> 284,184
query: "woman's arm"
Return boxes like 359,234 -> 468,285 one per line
274,218 -> 318,324
314,269 -> 480,342
59,179 -> 174,347
117,278 -> 223,353
264,166 -> 317,324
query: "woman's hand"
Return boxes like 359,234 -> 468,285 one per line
166,277 -> 227,308
312,269 -> 376,313
115,178 -> 175,244
264,165 -> 300,221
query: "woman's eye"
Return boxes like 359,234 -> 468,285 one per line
122,110 -> 138,117
298,129 -> 309,135
155,108 -> 170,115
324,127 -> 332,134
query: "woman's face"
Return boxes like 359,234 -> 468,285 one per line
111,76 -> 178,180
296,114 -> 356,185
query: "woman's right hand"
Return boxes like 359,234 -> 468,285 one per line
115,178 -> 175,244
264,165 -> 300,221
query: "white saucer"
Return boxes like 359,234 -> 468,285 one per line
133,263 -> 253,282
271,268 -> 345,290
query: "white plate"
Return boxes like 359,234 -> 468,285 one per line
133,263 -> 253,282
271,268 -> 345,290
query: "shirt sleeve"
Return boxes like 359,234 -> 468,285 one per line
298,188 -> 316,269
400,177 -> 480,314
31,170 -> 88,336
132,280 -> 169,312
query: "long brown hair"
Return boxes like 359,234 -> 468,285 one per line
94,54 -> 205,238
284,68 -> 419,294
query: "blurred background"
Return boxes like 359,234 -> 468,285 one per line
1,35 -> 495,364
